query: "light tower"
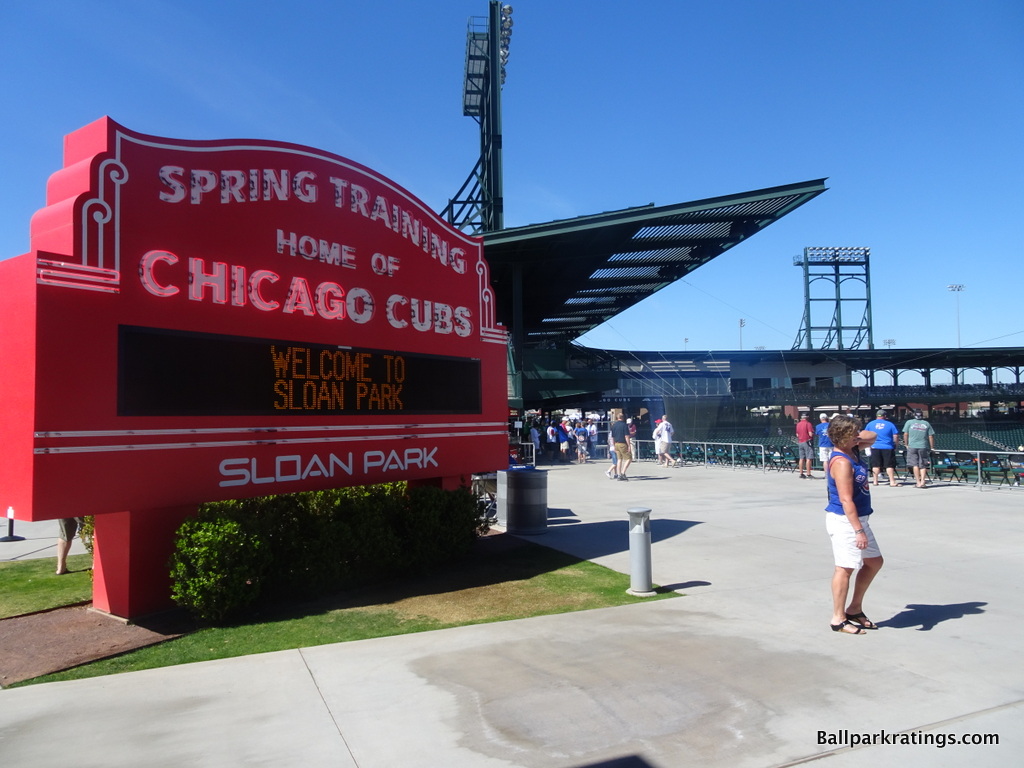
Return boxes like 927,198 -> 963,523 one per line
444,3 -> 519,403
792,246 -> 874,350
947,284 -> 965,348
443,2 -> 513,234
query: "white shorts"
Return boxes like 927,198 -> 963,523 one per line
826,513 -> 880,569
819,447 -> 831,463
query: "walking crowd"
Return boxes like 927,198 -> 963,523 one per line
526,412 -> 677,483
528,415 -> 603,467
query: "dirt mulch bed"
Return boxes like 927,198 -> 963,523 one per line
0,605 -> 193,687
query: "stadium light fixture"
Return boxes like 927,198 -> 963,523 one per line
947,284 -> 965,348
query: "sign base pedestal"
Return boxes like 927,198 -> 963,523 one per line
92,506 -> 196,619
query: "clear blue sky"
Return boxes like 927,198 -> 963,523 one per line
2,0 -> 1022,358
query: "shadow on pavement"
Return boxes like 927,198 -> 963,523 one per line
656,580 -> 713,593
876,601 -> 988,631
532,515 -> 703,562
574,756 -> 659,768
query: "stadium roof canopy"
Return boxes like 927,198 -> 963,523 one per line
606,346 -> 1024,375
483,179 -> 828,346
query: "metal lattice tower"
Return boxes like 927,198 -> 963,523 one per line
792,246 -> 874,350
442,2 -> 512,235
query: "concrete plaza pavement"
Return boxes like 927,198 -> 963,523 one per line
0,516 -> 88,565
1,461 -> 1021,767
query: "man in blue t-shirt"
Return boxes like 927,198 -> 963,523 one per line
865,410 -> 901,486
814,413 -> 833,470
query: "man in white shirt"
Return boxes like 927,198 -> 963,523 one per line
653,415 -> 676,467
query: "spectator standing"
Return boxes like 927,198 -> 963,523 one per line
825,415 -> 883,635
587,418 -> 599,459
627,417 -> 638,461
55,517 -> 84,575
529,421 -> 541,465
814,413 -> 833,470
557,417 -> 571,463
796,413 -> 816,479
545,420 -> 558,464
903,409 -> 936,488
865,411 -> 901,487
574,421 -> 590,463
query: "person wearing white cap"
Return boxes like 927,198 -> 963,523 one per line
815,413 -> 833,470
558,417 -> 571,463
653,414 -> 677,467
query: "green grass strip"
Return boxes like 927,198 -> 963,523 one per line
0,554 -> 94,619
8,538 -> 679,687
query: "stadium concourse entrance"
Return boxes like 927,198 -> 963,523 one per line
477,172 -> 1023,453
518,344 -> 1024,454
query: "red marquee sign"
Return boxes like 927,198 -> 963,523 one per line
0,118 -> 507,616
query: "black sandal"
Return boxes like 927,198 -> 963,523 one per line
830,619 -> 866,635
845,611 -> 878,630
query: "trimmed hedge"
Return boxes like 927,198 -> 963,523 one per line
169,517 -> 271,623
169,482 -> 484,623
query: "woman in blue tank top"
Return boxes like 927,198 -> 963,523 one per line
825,415 -> 884,635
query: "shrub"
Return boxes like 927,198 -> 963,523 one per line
400,486 -> 480,572
79,516 -> 95,554
169,516 -> 271,623
169,482 -> 484,623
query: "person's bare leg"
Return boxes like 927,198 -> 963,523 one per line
831,566 -> 861,632
846,556 -> 883,626
56,538 -> 72,575
619,455 -> 631,478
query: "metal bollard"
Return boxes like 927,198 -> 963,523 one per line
1,507 -> 26,542
626,507 -> 656,597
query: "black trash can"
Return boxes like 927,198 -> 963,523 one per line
497,467 -> 548,535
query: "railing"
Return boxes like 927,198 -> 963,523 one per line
633,440 -> 770,473
630,440 -> 1024,490
515,441 -> 536,467
929,450 -> 1024,490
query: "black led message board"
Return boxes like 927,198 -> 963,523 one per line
118,325 -> 482,417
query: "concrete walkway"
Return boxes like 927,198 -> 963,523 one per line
0,517 -> 88,564
1,462 -> 1021,767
